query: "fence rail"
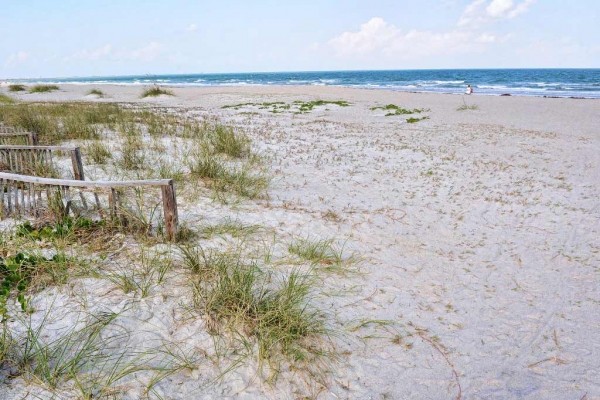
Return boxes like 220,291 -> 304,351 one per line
0,172 -> 178,240
0,132 -> 39,145
0,145 -> 84,180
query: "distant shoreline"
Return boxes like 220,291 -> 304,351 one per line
4,68 -> 599,99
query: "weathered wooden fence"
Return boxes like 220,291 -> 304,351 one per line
0,131 -> 39,145
0,145 -> 84,180
0,172 -> 179,240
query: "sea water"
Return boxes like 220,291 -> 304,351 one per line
13,69 -> 600,98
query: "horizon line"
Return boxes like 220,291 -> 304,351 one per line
7,67 -> 600,81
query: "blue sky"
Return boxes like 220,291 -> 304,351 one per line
1,0 -> 598,78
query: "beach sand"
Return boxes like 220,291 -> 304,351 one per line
1,84 -> 599,399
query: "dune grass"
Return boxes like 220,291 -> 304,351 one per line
185,245 -> 330,378
0,96 -> 352,392
288,237 -> 352,273
141,86 -> 174,98
84,140 -> 112,164
0,93 -> 15,104
29,84 -> 60,93
87,88 -> 105,97
199,218 -> 262,239
8,84 -> 26,92
0,102 -> 270,200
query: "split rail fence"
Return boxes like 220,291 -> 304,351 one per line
0,145 -> 84,179
0,172 -> 179,240
0,125 -> 179,240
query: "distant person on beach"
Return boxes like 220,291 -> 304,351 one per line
465,84 -> 473,95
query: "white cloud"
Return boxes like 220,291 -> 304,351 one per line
326,17 -> 497,60
459,0 -> 535,27
4,51 -> 30,67
186,23 -> 198,32
68,44 -> 112,61
128,42 -> 163,61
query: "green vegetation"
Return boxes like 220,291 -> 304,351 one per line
288,237 -> 355,273
8,84 -> 26,92
1,252 -> 77,320
457,103 -> 479,111
0,102 -> 270,200
15,218 -> 105,242
0,93 -> 15,104
141,86 -> 174,97
88,88 -> 105,97
406,116 -> 429,123
187,150 -> 269,199
199,218 -> 262,239
293,99 -> 350,113
29,84 -> 60,93
371,104 -> 427,116
0,97 -> 353,393
222,101 -> 289,110
210,124 -> 251,158
222,99 -> 350,114
187,245 -> 329,378
84,140 -> 112,164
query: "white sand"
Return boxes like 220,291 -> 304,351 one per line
1,84 -> 599,399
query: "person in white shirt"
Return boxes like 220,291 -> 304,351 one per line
465,84 -> 473,95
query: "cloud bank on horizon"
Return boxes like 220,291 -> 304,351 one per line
1,0 -> 598,78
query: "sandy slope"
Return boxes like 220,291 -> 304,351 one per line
1,84 -> 599,399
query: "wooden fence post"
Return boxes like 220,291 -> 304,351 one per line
28,132 -> 39,146
161,180 -> 178,241
70,147 -> 85,180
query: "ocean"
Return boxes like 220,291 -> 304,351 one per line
14,69 -> 600,98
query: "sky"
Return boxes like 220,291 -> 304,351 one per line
1,0 -> 598,78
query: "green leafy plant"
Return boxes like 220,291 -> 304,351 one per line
0,252 -> 74,319
371,104 -> 427,116
293,100 -> 350,113
406,116 -> 429,123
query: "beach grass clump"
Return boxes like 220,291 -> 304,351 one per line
141,86 -> 174,98
0,93 -> 15,104
210,125 -> 251,158
8,84 -> 26,92
188,246 -> 328,376
288,238 -> 348,271
88,88 -> 105,97
0,103 -> 123,142
29,84 -> 60,93
371,104 -> 427,116
117,134 -> 146,170
187,151 -> 269,199
84,140 -> 112,164
0,307 -> 197,397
